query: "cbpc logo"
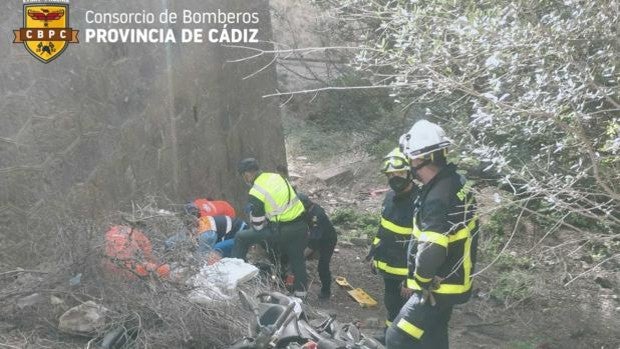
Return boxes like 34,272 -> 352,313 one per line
13,1 -> 79,63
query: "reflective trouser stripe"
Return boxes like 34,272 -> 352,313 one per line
397,319 -> 424,339
373,237 -> 381,245
373,260 -> 408,276
386,320 -> 392,326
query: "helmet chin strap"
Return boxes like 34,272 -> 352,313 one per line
411,159 -> 431,172
410,159 -> 431,182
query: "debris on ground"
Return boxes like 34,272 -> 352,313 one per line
16,293 -> 44,309
188,258 -> 259,303
58,301 -> 108,334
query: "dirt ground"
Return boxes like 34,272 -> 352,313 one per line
290,155 -> 620,349
1,155 -> 618,349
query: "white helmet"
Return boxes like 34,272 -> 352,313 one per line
399,120 -> 452,160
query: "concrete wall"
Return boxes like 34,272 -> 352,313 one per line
0,0 -> 285,265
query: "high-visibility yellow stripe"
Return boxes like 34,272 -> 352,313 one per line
408,216 -> 478,295
406,278 -> 422,290
414,271 -> 432,283
413,229 -> 449,247
448,216 -> 478,242
386,320 -> 392,326
374,260 -> 408,276
380,217 -> 412,235
433,283 -> 471,294
397,319 -> 424,339
372,237 -> 381,246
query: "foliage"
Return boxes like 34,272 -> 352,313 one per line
481,203 -> 519,237
295,70 -> 414,157
307,72 -> 393,130
490,269 -> 535,306
331,207 -> 379,239
283,113 -> 352,160
314,0 -> 620,234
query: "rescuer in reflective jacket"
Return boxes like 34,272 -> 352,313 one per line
366,147 -> 418,342
385,120 -> 479,349
232,158 -> 309,297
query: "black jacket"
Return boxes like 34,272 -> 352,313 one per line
408,164 -> 479,305
372,185 -> 418,279
299,195 -> 337,250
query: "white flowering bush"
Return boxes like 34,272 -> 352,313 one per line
314,0 -> 619,231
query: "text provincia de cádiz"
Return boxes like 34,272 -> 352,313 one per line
83,9 -> 260,43
84,27 -> 259,43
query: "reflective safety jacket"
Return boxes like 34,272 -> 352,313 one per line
372,187 -> 418,278
248,172 -> 305,228
197,215 -> 247,241
407,164 -> 479,305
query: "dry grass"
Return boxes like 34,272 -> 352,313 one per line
0,198 -> 271,349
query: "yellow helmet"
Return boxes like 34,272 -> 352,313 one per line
381,147 -> 410,173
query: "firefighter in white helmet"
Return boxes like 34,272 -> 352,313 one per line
365,147 -> 419,344
386,120 -> 479,349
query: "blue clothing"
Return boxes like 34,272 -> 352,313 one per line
166,219 -> 247,255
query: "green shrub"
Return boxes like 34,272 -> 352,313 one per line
306,72 -> 394,132
331,207 -> 379,239
283,115 -> 350,160
490,270 -> 535,306
482,205 -> 518,237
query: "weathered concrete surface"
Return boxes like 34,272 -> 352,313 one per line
314,167 -> 354,186
0,0 -> 285,266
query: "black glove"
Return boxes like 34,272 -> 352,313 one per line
365,241 -> 381,262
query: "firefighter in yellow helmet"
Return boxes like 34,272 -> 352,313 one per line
366,147 -> 419,344
385,120 -> 479,349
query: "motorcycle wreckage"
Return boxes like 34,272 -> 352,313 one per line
228,290 -> 384,349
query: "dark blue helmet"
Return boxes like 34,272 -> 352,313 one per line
237,158 -> 260,174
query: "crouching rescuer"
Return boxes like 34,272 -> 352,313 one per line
386,120 -> 479,349
232,158 -> 310,297
366,147 -> 418,343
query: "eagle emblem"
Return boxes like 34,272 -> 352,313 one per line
27,9 -> 65,27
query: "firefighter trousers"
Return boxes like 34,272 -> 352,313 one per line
383,276 -> 407,326
385,292 -> 453,349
